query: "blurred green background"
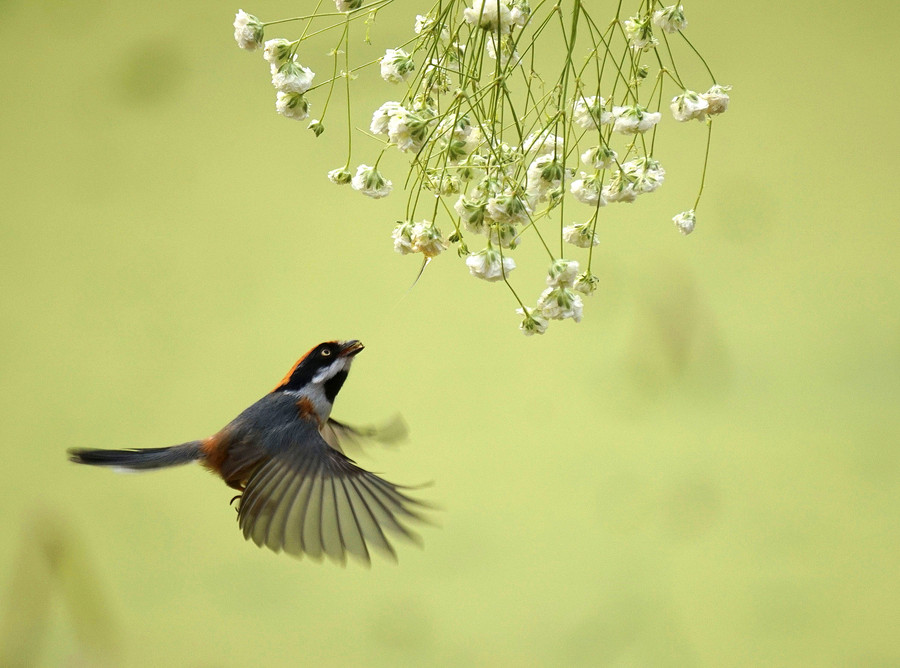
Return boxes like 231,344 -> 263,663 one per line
2,0 -> 898,665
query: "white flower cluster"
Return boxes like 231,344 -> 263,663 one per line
670,85 -> 731,122
380,48 -> 415,84
233,1 -> 731,334
516,259 -> 588,335
233,12 -> 321,124
466,247 -> 516,281
462,0 -> 529,34
334,0 -> 363,12
392,220 -> 448,257
351,165 -> 392,199
653,4 -> 688,33
233,10 -> 264,51
624,15 -> 658,51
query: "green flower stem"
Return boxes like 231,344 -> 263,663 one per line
343,16 -> 353,166
648,69 -> 665,154
264,0 -> 395,27
316,23 -> 349,140
298,0 -> 328,42
678,32 -> 717,84
693,120 -> 713,210
658,32 -> 685,89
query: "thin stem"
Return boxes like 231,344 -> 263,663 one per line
263,0 -> 395,27
343,16 -> 353,165
693,120 -> 713,210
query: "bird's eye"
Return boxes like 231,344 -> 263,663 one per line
321,349 -> 332,357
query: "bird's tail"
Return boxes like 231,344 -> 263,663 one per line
68,441 -> 203,471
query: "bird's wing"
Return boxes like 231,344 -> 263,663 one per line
319,414 -> 408,453
237,428 -> 427,565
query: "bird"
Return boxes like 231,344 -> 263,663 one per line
69,340 -> 429,565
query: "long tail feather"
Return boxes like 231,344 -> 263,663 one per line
68,442 -> 203,471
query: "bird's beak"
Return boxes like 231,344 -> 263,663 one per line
339,340 -> 364,358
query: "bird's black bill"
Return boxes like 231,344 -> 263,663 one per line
339,340 -> 364,358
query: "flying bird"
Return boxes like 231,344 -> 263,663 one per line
69,340 -> 428,564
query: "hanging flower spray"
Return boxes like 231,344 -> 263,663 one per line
234,1 -> 730,334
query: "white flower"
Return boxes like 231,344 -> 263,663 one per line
486,35 -> 521,68
602,177 -> 638,203
574,271 -> 600,295
485,143 -> 523,178
510,0 -> 531,26
457,162 -> 484,183
702,84 -> 732,116
570,173 -> 605,207
414,14 -> 451,42
449,41 -> 467,61
547,258 -> 580,287
581,146 -> 617,170
623,15 -> 658,50
673,209 -> 696,235
275,91 -> 310,121
537,285 -> 583,322
516,306 -> 548,336
604,157 -> 665,203
335,0 -> 363,11
444,125 -> 481,162
652,4 -> 687,33
414,14 -> 432,33
454,195 -> 488,233
526,155 -> 566,202
392,219 -> 450,257
392,221 -> 416,254
434,174 -> 461,196
522,131 -> 564,156
463,0 -> 514,34
234,10 -> 264,51
387,109 -> 433,153
486,191 -> 531,225
327,167 -> 352,184
484,222 -> 519,248
612,105 -> 661,134
670,90 -> 709,122
422,58 -> 452,93
624,157 -> 665,193
380,48 -> 415,83
308,119 -> 324,136
573,96 -> 611,130
271,57 -> 315,94
465,247 -> 516,281
563,223 -> 600,248
370,101 -> 404,135
351,165 -> 392,199
263,39 -> 292,70
411,220 -> 448,257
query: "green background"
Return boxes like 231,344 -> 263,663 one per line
2,0 -> 898,665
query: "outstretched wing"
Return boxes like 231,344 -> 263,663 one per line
319,414 -> 408,453
237,429 -> 427,565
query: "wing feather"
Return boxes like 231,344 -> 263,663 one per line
319,415 -> 407,453
265,458 -> 307,552
334,477 -> 369,563
239,461 -> 286,542
282,463 -> 317,557
319,474 -> 345,564
277,455 -> 317,557
237,426 -> 427,563
250,459 -> 294,548
344,476 -> 395,560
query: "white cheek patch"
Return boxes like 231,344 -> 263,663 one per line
312,357 -> 351,384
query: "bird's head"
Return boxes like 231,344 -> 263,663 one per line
273,340 -> 364,419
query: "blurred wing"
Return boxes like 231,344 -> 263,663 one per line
237,431 -> 426,565
319,415 -> 408,453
